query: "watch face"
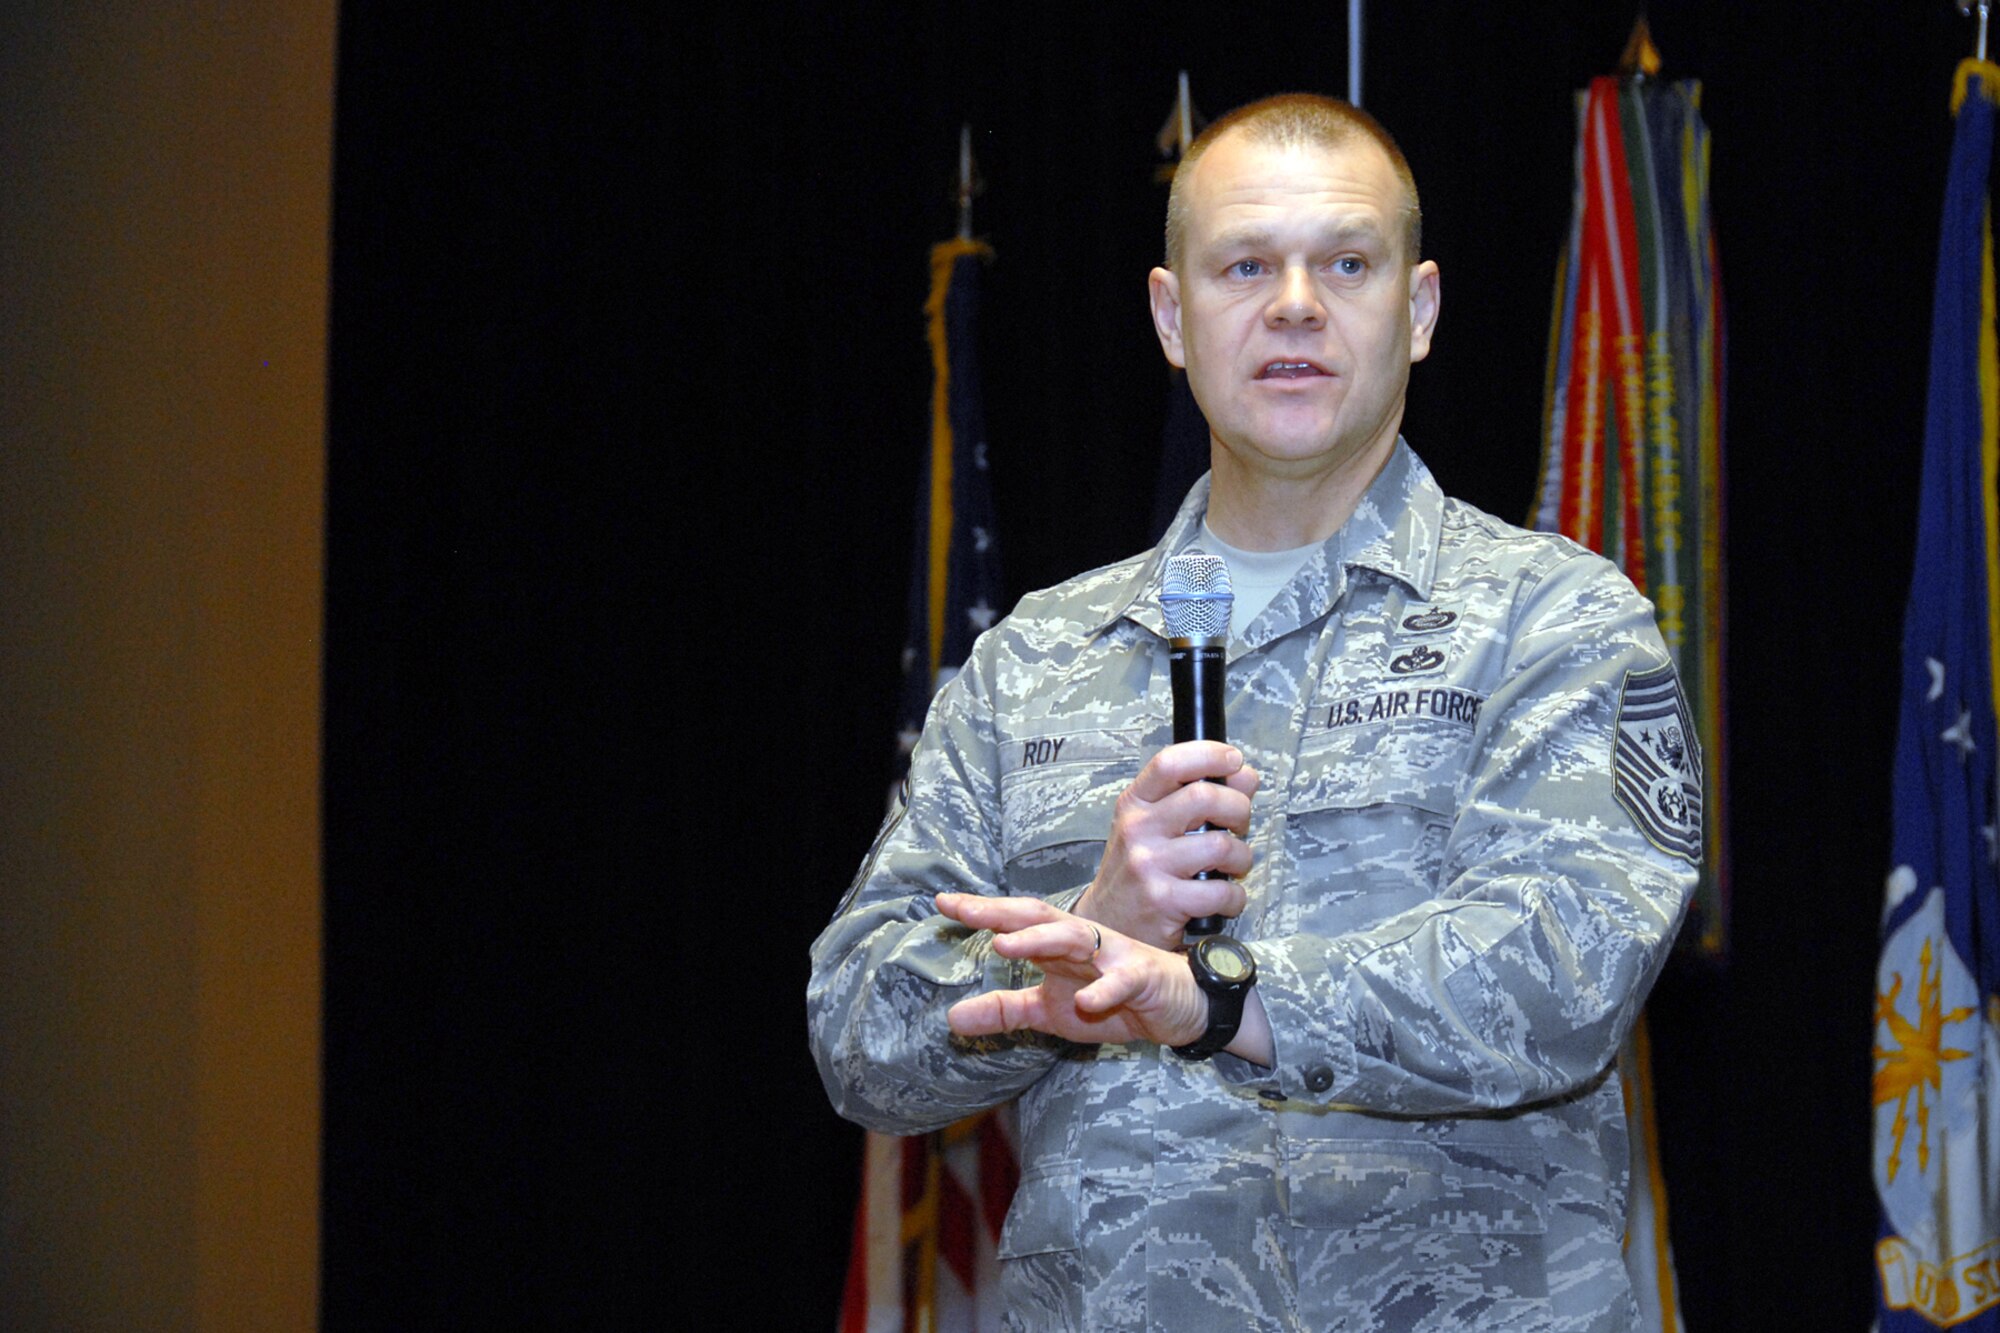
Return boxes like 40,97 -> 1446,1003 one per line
1205,938 -> 1252,982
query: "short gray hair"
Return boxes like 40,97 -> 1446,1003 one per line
1164,93 -> 1422,269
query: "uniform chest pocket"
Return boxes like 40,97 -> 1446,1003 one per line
1289,712 -> 1473,816
996,727 -> 1144,898
1283,717 -> 1471,911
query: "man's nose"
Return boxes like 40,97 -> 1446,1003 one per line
1265,264 -> 1325,328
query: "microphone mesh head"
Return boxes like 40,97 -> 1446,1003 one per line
1161,551 -> 1233,638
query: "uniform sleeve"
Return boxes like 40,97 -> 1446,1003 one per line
1221,553 -> 1698,1113
807,643 -> 1076,1135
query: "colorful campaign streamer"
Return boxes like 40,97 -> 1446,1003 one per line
1536,68 -> 1730,1333
1536,76 -> 1729,958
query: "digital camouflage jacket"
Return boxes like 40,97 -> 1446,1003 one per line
809,442 -> 1698,1332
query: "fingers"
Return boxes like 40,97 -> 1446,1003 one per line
945,945 -> 1157,1042
1119,751 -> 1255,851
936,891 -> 1063,934
945,920 -> 1202,1049
1156,774 -> 1254,837
1145,826 -> 1255,883
1072,963 -> 1145,1016
938,893 -> 1104,965
1217,758 -> 1261,802
949,981 -> 1138,1042
1166,864 -> 1249,923
948,985 -> 1046,1037
987,919 -> 1100,965
1126,741 -> 1255,803
1107,785 -> 1253,897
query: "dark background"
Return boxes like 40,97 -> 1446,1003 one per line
322,2 -> 1972,1325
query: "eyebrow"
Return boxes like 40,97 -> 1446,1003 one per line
1206,219 -> 1388,254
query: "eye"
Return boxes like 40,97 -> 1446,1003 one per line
1228,259 -> 1265,279
1330,256 -> 1365,277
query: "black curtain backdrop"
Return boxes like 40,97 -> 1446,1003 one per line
324,2 -> 1965,1325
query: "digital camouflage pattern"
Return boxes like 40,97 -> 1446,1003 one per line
809,443 -> 1698,1331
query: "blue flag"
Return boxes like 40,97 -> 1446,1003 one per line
895,238 -> 1003,777
1873,60 -> 2000,1330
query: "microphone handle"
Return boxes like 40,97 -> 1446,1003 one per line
1169,638 -> 1230,938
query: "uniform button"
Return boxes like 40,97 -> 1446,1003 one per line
1258,1088 -> 1285,1102
1304,1065 -> 1334,1093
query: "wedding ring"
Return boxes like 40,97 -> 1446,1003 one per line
1089,925 -> 1103,957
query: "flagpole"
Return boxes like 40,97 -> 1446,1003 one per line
1152,73 -> 1202,184
1962,1 -> 1993,63
1348,0 -> 1363,106
955,124 -> 974,241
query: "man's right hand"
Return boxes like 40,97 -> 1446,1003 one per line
1072,740 -> 1258,952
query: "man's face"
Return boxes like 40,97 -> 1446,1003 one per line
1148,131 -> 1440,485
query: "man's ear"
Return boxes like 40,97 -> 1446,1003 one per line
1148,266 -> 1186,369
1408,260 -> 1440,364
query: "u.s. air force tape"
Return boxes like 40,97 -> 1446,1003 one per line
1319,685 -> 1485,731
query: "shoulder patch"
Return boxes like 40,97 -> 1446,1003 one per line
1612,662 -> 1703,862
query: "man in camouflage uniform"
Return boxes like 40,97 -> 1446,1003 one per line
809,94 -> 1698,1331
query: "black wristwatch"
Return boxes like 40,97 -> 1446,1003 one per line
1171,935 -> 1257,1061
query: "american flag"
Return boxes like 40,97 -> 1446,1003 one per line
841,236 -> 1015,1333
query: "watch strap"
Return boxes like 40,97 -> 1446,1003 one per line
1172,937 -> 1253,1061
1170,1001 -> 1242,1061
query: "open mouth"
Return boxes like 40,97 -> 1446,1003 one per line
1255,360 -> 1330,380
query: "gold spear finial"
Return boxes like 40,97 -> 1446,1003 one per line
1618,16 -> 1663,80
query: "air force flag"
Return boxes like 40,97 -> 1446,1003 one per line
1873,59 -> 2000,1331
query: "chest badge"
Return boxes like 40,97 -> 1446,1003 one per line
1400,607 -> 1457,633
1389,645 -> 1445,676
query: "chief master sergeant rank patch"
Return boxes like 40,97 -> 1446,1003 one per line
1612,662 -> 1704,863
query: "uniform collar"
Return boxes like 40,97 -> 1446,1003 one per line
1338,439 -> 1441,602
1097,439 -> 1443,642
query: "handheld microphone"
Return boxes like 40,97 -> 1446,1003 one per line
1161,551 -> 1234,939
